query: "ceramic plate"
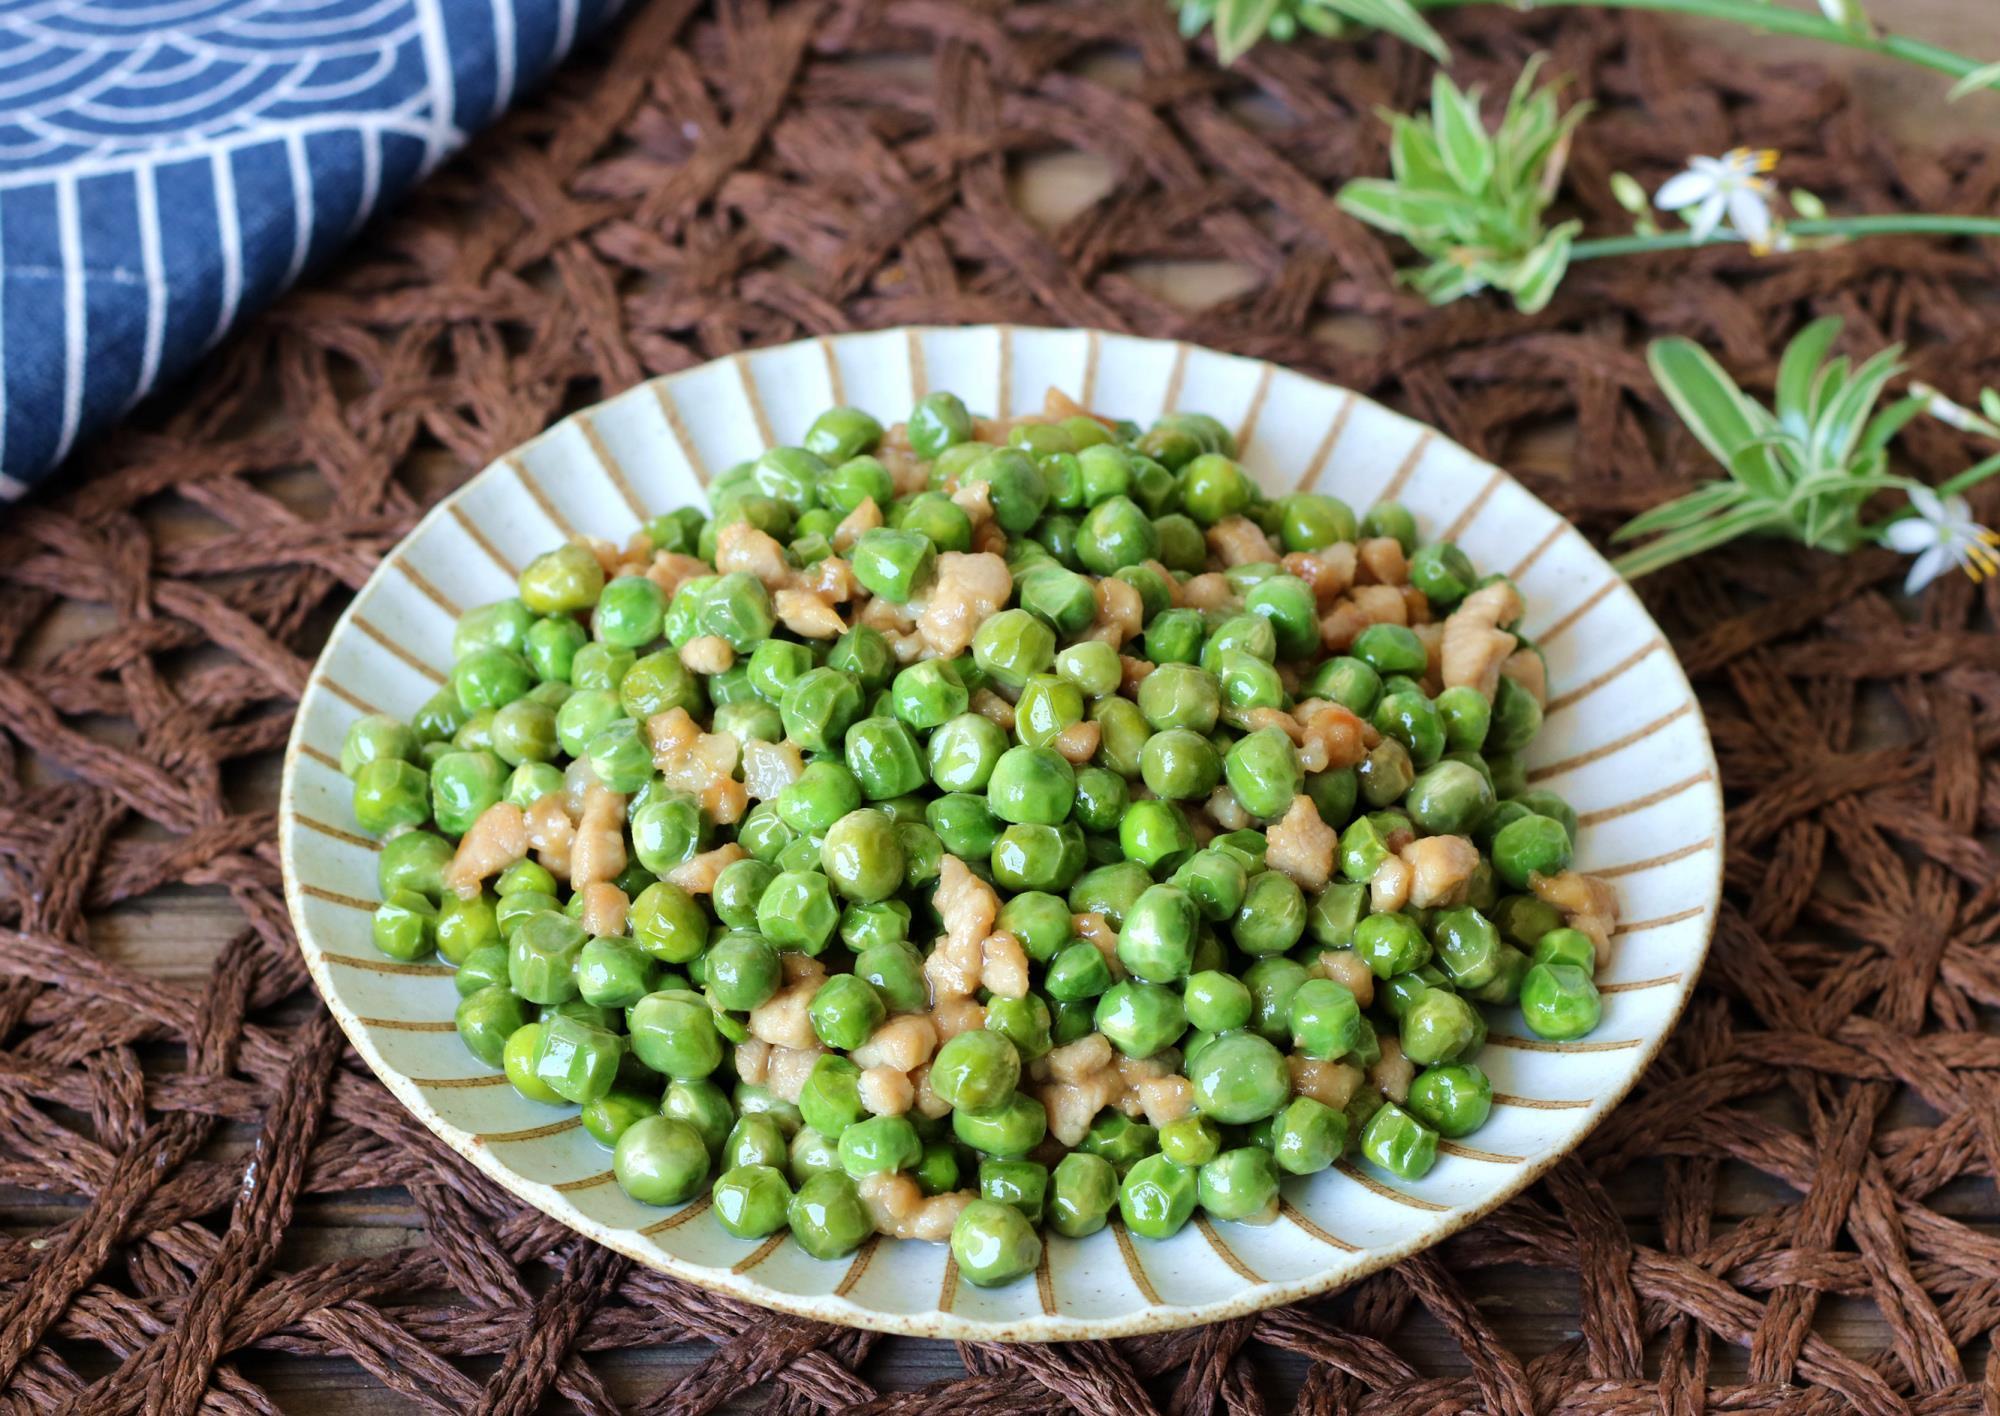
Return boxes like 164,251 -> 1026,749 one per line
280,326 -> 1722,1340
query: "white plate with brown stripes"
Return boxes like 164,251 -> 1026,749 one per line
279,326 -> 1722,1340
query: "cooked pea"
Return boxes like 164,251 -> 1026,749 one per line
1360,1101 -> 1438,1180
1534,926 -> 1597,974
1520,962 -> 1602,1040
927,712 -> 1008,792
972,608 -> 1056,691
1118,799 -> 1194,872
1140,728 -> 1221,801
1272,1096 -> 1346,1175
930,1029 -> 1021,1112
1492,813 -> 1572,889
1406,1063 -> 1493,1138
1232,870 -> 1306,957
828,625 -> 895,691
952,1091 -> 1047,1157
1360,501 -> 1418,555
952,1197 -> 1043,1286
1117,1153 -> 1197,1239
1197,1146 -> 1279,1223
1016,674 -> 1086,749
1187,1031 -> 1289,1123
809,972 -> 887,1051
1488,675 -> 1543,754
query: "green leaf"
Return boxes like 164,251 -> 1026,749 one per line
1857,394 -> 1928,460
1430,74 -> 1494,196
1611,480 -> 1749,542
1813,345 -> 1904,470
1980,388 -> 2000,425
1336,180 -> 1483,242
1504,220 -> 1578,314
1387,115 -> 1449,191
1214,0 -> 1283,63
1612,503 -> 1789,579
1948,58 -> 2000,102
1321,0 -> 1450,63
1774,317 -> 1843,436
1647,337 -> 1783,498
1406,258 -> 1486,306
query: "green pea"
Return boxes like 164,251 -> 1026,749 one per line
821,807 -> 905,903
1245,575 -> 1319,660
800,972 -> 882,1052
579,1087 -> 660,1149
1134,664 -> 1218,734
1485,674 -> 1542,753
952,1091 -> 1047,1157
503,911 -> 582,1004
828,625 -> 895,691
1284,976 -> 1360,1059
926,713 -> 1008,793
1183,1031 -> 1287,1124
646,506 -> 705,554
1222,727 -> 1301,821
1118,799 -> 1194,873
951,1197 -> 1042,1287
1360,501 -> 1418,555
351,758 -> 431,835
1232,871 -> 1306,957
502,1023 -> 564,1103
1195,1146 -> 1279,1224
1430,906 -> 1503,991
793,1054 -> 865,1139
914,1141 -> 961,1197
700,933 -> 779,1016
1137,607 -> 1198,665
627,991 -> 722,1080
1244,957 -> 1309,1042
776,762 -> 860,838
1520,962 -> 1602,1040
1138,729 -> 1220,801
755,871 -> 839,954
1492,814 -> 1571,890
711,1163 -> 793,1239
1173,452 -> 1250,527
978,1159 -> 1050,1225
1051,642 -> 1119,703
986,744 -> 1076,827
1406,1063 -> 1493,1139
1407,541 -> 1476,608
894,490 -> 973,552
908,391 -> 974,459
518,543 -> 605,615
1092,980 -> 1184,1059
851,527 -> 936,603
1090,696 -> 1151,780
527,1013 -> 620,1106
1360,1101 -> 1438,1180
1218,651 -> 1286,715
571,935 -> 655,1010
372,832 -> 449,907
1177,970 -> 1249,1034
971,609 -> 1057,693
800,405 -> 882,462
1002,570 -> 1089,661
837,1114 -> 922,1178
1533,926 -> 1597,975
1512,788 -> 1578,846
613,1115 -> 711,1206
657,1078 -> 733,1159
985,995 -> 1053,1061
930,1030 -> 1022,1112
925,792 -> 1002,860
1166,850 -> 1245,924
452,940 -> 509,998
1397,986 -> 1477,1063
788,1127 -> 843,1186
1144,512 -> 1201,573
1405,759 -> 1495,836
1278,493 -> 1358,551
495,890 -> 558,939
1350,912 -> 1428,980
1077,1112 -> 1158,1174
341,713 -> 419,780
623,880 -> 703,963
1013,675 -> 1083,751
1350,624 -> 1426,677
1044,942 -> 1113,1002
1117,1154 -> 1197,1239
433,893 -> 498,967
452,985 -> 529,1068
1030,1152 -> 1114,1240
1069,859 -> 1153,927
1272,1096 -> 1346,1175
1201,614 -> 1277,673
881,661 -> 961,734
780,667 -> 865,755
1076,495 -> 1160,576
1113,884 -> 1196,984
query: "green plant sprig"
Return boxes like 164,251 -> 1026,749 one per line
1611,318 -> 2000,578
1172,0 -> 1447,64
1335,61 -> 1589,313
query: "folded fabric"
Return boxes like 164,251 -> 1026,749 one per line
0,0 -> 624,500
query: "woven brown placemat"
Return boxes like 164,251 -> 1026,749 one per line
4,1 -> 1999,1411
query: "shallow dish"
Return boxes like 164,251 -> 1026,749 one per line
279,325 -> 1722,1340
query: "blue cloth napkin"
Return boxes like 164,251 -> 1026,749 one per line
0,0 -> 623,499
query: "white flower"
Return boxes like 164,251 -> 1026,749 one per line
1882,485 -> 2000,595
1655,149 -> 1781,249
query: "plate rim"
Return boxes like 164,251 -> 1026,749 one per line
278,323 -> 1724,1341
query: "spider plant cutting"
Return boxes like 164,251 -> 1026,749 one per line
1335,63 -> 1588,312
1611,318 -> 2000,587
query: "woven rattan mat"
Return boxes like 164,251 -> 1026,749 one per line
4,2 -> 2000,1411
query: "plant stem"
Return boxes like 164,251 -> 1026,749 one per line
1570,216 -> 2000,261
1410,0 -> 1995,91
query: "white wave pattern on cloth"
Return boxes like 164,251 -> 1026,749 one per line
0,0 -> 614,492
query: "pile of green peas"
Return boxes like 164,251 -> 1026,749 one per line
339,389 -> 1609,1290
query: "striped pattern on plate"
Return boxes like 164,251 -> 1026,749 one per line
280,326 -> 1722,1341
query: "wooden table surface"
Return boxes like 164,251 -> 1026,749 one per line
13,1 -> 2000,1408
